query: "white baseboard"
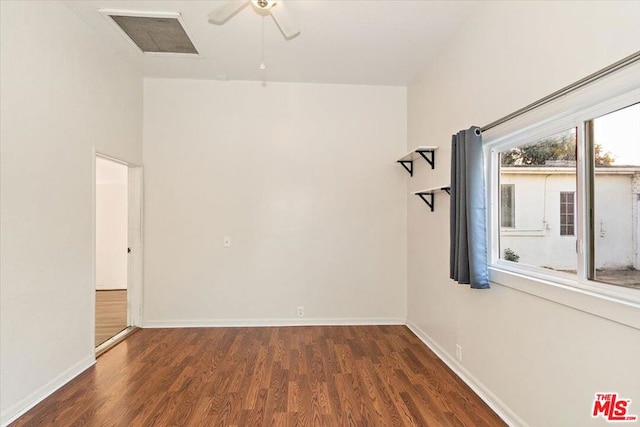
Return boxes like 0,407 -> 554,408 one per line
405,320 -> 527,427
1,356 -> 95,427
143,317 -> 406,328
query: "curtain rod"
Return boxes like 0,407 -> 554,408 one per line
481,51 -> 640,133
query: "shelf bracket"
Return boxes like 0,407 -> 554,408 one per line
416,192 -> 435,211
415,187 -> 451,212
397,160 -> 413,176
417,149 -> 435,169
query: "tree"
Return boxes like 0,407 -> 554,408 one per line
501,132 -> 614,166
594,144 -> 615,166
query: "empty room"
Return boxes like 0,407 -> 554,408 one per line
1,1 -> 639,426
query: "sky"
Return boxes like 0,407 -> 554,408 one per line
593,102 -> 640,166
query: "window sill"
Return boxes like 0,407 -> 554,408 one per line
488,265 -> 640,330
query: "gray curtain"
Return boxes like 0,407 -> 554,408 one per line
450,126 -> 490,289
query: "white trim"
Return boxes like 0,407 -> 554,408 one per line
502,166 -> 640,175
143,317 -> 406,328
483,63 -> 640,148
95,327 -> 138,357
127,166 -> 144,327
0,356 -> 95,427
489,267 -> 640,330
91,149 -> 98,353
405,321 -> 528,427
95,151 -> 138,167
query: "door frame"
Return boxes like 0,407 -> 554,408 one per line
93,151 -> 143,349
126,160 -> 143,327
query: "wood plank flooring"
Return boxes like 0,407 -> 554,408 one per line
13,326 -> 505,426
95,289 -> 127,346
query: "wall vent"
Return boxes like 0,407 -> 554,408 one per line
104,11 -> 198,55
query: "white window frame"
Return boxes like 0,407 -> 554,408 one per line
483,62 -> 640,329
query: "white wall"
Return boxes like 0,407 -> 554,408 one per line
0,1 -> 142,424
407,1 -> 640,426
96,158 -> 128,290
143,79 -> 407,326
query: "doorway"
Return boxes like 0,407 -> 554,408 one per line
95,156 -> 129,346
94,154 -> 142,352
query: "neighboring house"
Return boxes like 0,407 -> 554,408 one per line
500,165 -> 640,271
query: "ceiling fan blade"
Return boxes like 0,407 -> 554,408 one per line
269,2 -> 300,40
208,1 -> 249,24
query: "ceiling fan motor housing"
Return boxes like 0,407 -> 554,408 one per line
252,0 -> 276,9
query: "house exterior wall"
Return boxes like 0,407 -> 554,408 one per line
501,171 -> 638,271
594,174 -> 638,270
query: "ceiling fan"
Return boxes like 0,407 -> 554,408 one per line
208,0 -> 300,40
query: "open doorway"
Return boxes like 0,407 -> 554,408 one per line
93,153 -> 142,354
95,156 -> 129,346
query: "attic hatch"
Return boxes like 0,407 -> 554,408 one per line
105,12 -> 199,55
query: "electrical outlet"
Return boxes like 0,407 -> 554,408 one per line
297,306 -> 304,317
224,236 -> 231,248
455,344 -> 462,362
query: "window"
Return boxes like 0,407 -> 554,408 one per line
588,104 -> 640,289
560,192 -> 575,236
486,85 -> 639,296
500,184 -> 515,228
497,128 -> 577,275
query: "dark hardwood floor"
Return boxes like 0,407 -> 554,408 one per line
12,326 -> 505,426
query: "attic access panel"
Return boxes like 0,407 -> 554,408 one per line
109,14 -> 198,55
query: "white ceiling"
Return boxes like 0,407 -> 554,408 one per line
63,0 -> 480,86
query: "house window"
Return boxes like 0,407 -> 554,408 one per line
500,184 -> 515,228
486,87 -> 639,294
560,192 -> 575,236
